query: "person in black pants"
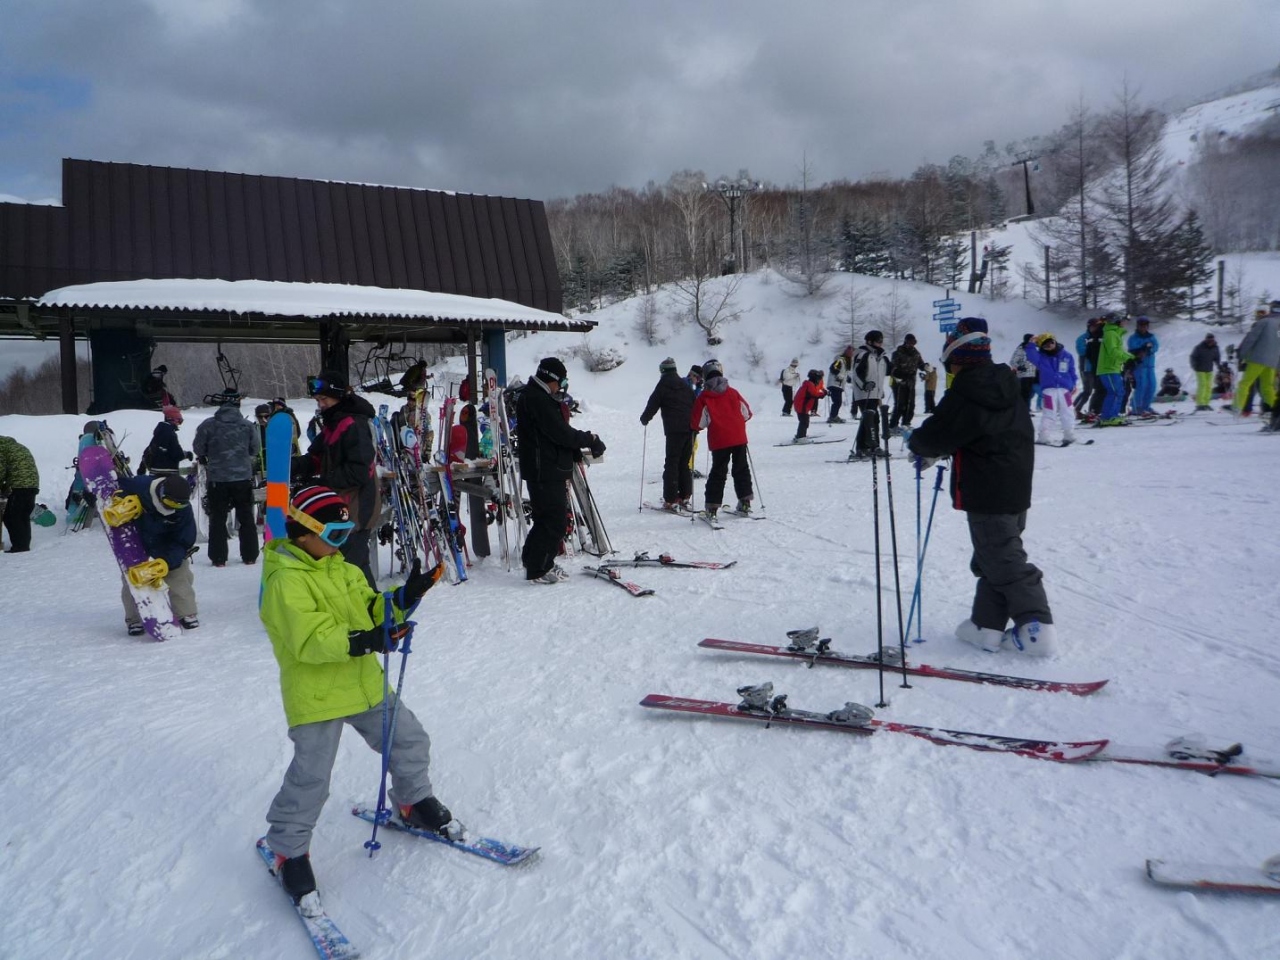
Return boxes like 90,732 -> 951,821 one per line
516,358 -> 605,584
640,357 -> 695,510
907,316 -> 1058,658
194,396 -> 262,567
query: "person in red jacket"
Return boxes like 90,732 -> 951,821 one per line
689,359 -> 754,515
792,369 -> 827,441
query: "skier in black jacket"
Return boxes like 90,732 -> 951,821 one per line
907,317 -> 1058,658
296,372 -> 379,586
516,357 -> 605,584
640,357 -> 695,510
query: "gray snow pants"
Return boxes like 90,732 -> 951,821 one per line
121,558 -> 196,621
266,697 -> 435,858
966,511 -> 1052,631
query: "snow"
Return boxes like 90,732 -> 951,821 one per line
3,271 -> 1280,960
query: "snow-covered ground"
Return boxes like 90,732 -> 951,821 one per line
3,271 -> 1280,960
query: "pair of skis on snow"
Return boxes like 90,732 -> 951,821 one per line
648,630 -> 1280,779
583,551 -> 737,597
258,808 -> 539,958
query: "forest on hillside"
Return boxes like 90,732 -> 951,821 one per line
546,77 -> 1280,319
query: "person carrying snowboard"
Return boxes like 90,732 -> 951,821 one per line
690,359 -> 753,516
260,484 -> 448,909
906,317 -> 1058,657
112,473 -> 199,633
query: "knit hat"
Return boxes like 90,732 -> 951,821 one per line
286,485 -> 351,540
941,317 -> 992,367
162,405 -> 183,424
903,334 -> 916,345
864,330 -> 884,344
149,474 -> 191,514
688,364 -> 703,377
702,359 -> 724,379
790,358 -> 800,366
659,357 -> 678,373
1034,333 -> 1057,347
536,357 -> 568,384
308,371 -> 347,399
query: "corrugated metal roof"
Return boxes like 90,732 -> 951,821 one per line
33,278 -> 589,331
0,159 -> 563,313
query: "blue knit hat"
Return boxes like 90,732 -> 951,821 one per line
941,317 -> 992,367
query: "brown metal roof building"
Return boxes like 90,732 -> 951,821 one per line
0,158 -> 579,412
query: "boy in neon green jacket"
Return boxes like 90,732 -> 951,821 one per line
1095,314 -> 1133,425
260,484 -> 445,909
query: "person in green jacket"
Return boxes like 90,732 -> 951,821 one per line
0,435 -> 40,553
260,484 -> 445,910
1095,314 -> 1134,425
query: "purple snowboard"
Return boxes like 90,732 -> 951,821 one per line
79,445 -> 182,642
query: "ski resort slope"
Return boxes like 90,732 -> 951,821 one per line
3,273 -> 1280,960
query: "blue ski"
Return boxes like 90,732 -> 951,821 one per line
255,838 -> 361,960
350,805 -> 539,866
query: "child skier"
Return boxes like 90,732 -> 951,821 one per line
260,485 -> 447,908
792,369 -> 827,441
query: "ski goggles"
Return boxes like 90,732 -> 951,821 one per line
306,375 -> 341,397
287,505 -> 356,546
161,496 -> 188,510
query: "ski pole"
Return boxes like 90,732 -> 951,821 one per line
639,423 -> 647,512
878,407 -> 910,689
867,411 -> 889,707
915,455 -> 923,643
365,592 -> 416,857
744,444 -> 765,510
904,463 -> 947,642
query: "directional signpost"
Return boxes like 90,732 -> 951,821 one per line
932,296 -> 960,333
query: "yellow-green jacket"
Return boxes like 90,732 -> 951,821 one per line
1096,322 -> 1133,376
259,538 -> 405,727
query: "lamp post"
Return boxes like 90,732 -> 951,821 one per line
706,177 -> 761,274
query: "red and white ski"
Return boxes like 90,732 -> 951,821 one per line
697,637 -> 1108,696
583,566 -> 654,597
1146,859 -> 1280,895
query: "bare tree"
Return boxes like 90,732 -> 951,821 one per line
632,293 -> 665,346
777,154 -> 835,297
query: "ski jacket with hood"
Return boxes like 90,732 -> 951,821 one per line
794,378 -> 827,416
779,364 -> 802,388
1023,343 -> 1078,392
1238,315 -> 1280,368
691,375 -> 752,450
907,361 -> 1034,515
194,405 -> 261,483
118,474 -> 198,570
300,394 -> 378,529
0,435 -> 39,491
259,538 -> 408,727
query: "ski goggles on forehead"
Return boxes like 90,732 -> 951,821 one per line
287,505 -> 355,546
306,375 -> 336,396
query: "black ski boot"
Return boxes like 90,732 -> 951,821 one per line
274,853 -> 317,904
399,796 -> 460,838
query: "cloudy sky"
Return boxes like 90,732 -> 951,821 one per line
2,0 -> 1278,208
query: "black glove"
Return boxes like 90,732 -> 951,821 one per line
400,558 -> 444,608
348,622 -> 412,657
589,435 -> 607,458
183,450 -> 194,460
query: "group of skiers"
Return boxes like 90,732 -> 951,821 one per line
775,335 -> 938,452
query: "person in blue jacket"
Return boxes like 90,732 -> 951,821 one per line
1024,334 -> 1079,445
1127,316 -> 1159,417
116,473 -> 199,634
